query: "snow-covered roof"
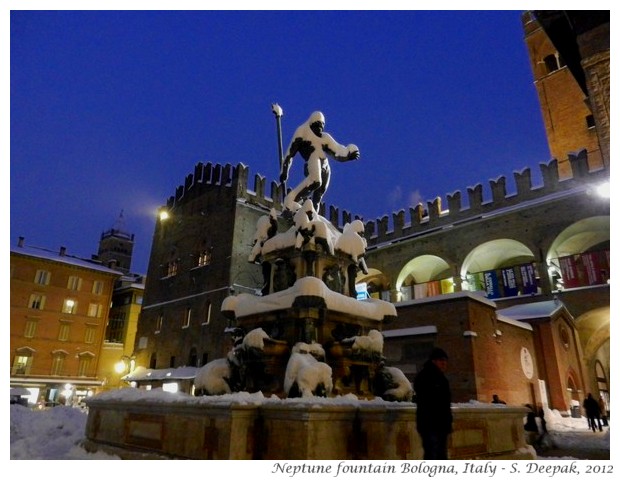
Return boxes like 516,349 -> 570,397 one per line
382,326 -> 438,338
396,290 -> 497,309
497,300 -> 568,321
222,276 -> 396,321
122,366 -> 199,382
11,244 -> 122,275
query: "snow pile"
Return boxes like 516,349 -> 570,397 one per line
10,404 -> 119,460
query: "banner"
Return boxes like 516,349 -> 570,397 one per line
501,267 -> 519,297
484,270 -> 500,298
427,281 -> 441,297
520,263 -> 538,294
581,252 -> 603,285
558,255 -> 580,289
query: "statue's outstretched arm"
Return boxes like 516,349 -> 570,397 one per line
323,133 -> 359,162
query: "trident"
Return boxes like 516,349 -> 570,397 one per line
271,103 -> 285,202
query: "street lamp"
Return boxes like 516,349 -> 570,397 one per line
115,355 -> 135,375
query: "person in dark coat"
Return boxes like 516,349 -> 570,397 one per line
413,347 -> 453,459
583,393 -> 603,432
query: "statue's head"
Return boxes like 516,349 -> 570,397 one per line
308,111 -> 325,136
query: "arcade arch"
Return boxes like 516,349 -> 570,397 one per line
355,268 -> 390,300
395,255 -> 453,302
460,239 -> 537,299
545,216 -> 610,291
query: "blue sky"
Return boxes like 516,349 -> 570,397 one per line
10,8 -> 553,274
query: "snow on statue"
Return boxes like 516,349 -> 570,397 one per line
335,219 -> 368,274
375,364 -> 414,402
279,111 -> 359,212
284,342 -> 333,398
342,329 -> 384,356
248,208 -> 278,263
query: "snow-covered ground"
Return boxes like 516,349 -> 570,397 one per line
9,393 -> 610,461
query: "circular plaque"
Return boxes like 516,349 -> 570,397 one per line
521,347 -> 534,379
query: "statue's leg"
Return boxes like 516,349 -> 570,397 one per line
312,162 -> 330,206
284,159 -> 322,211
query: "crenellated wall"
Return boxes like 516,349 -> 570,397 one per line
163,149 -> 606,248
360,149 -> 607,247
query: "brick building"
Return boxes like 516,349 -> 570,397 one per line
10,238 -> 121,405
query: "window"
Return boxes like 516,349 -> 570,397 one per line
77,354 -> 93,376
62,299 -> 78,314
28,294 -> 46,310
87,303 -> 103,318
58,322 -> 71,341
197,249 -> 212,267
188,348 -> 198,367
203,302 -> 212,325
105,313 -> 126,343
51,352 -> 66,376
156,314 -> 163,333
67,276 -> 82,291
24,319 -> 38,338
166,261 -> 178,277
34,269 -> 51,285
135,295 -> 143,305
84,325 -> 97,344
586,114 -> 596,129
183,307 -> 192,328
543,52 -> 565,74
92,281 -> 104,295
12,354 -> 33,375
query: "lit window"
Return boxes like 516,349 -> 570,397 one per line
203,302 -> 212,325
62,299 -> 78,314
24,319 -> 38,338
197,250 -> 212,267
28,294 -> 46,310
58,323 -> 71,341
92,281 -> 104,295
34,270 -> 51,285
183,307 -> 192,328
12,354 -> 32,375
156,314 -> 163,333
67,276 -> 82,291
167,261 -> 178,277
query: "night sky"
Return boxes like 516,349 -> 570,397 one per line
10,8 -> 552,274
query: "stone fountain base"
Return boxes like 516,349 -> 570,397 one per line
83,392 -> 535,460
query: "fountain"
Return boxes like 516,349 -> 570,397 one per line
83,110 -> 534,460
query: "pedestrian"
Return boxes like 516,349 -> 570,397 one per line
598,395 -> 609,427
413,347 -> 453,459
583,393 -> 603,432
523,405 -> 540,446
492,394 -> 506,404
